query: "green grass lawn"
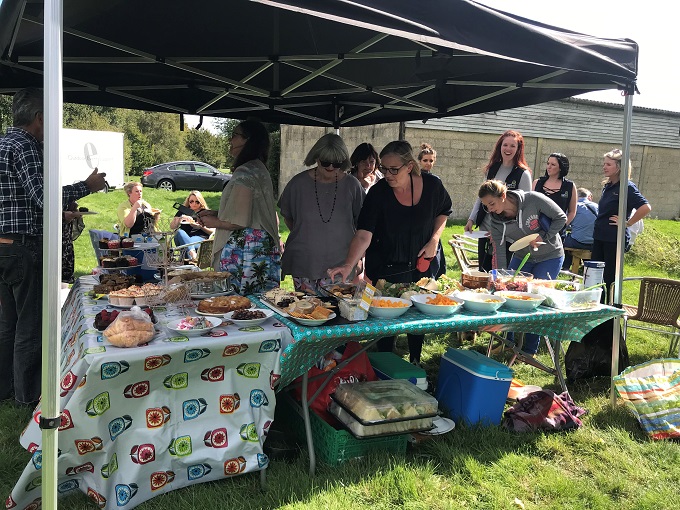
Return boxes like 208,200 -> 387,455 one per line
1,190 -> 679,509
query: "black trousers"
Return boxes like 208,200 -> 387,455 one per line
377,335 -> 424,364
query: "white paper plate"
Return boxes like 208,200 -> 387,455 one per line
166,317 -> 220,337
224,309 -> 274,326
419,417 -> 455,435
291,312 -> 336,326
463,230 -> 488,239
509,233 -> 542,252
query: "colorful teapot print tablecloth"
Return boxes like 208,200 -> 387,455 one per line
8,278 -> 292,510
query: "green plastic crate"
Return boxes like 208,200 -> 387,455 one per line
277,394 -> 408,466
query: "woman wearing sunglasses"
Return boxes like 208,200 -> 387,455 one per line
197,120 -> 281,295
278,133 -> 364,295
169,190 -> 213,262
328,141 -> 452,365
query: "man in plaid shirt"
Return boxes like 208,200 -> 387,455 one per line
0,88 -> 106,407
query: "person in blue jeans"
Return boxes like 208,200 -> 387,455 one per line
170,190 -> 214,262
479,179 -> 567,355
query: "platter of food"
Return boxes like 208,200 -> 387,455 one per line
410,293 -> 463,316
224,309 -> 275,326
368,297 -> 412,318
196,295 -> 252,315
289,312 -> 337,327
166,316 -> 220,337
495,291 -> 545,312
457,291 -> 506,314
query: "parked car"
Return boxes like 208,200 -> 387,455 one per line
141,161 -> 231,192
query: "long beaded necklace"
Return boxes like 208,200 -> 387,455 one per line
313,167 -> 338,224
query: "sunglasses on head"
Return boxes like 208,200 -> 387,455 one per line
319,160 -> 344,169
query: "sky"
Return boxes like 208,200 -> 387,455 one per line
187,0 -> 676,131
475,0 -> 677,112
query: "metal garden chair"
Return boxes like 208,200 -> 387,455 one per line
612,277 -> 680,357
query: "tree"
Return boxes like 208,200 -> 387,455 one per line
0,95 -> 11,132
185,128 -> 227,168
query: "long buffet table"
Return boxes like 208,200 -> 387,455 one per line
10,281 -> 624,507
250,295 -> 624,475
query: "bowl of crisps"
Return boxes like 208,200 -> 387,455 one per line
457,291 -> 506,314
410,293 -> 463,316
368,296 -> 412,318
495,291 -> 545,312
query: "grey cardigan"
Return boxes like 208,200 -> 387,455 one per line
485,190 -> 567,269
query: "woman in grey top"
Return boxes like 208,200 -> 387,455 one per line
479,179 -> 566,355
278,134 -> 365,295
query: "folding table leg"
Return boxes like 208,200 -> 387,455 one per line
300,371 -> 316,477
544,336 -> 568,393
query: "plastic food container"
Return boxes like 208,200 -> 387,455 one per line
488,269 -> 534,292
328,401 -> 434,437
186,277 -> 231,296
332,380 -> 438,424
528,280 -> 602,310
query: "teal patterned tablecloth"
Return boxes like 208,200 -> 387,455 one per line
248,296 -> 623,389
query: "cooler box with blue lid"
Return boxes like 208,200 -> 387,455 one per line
368,352 -> 428,390
436,348 -> 513,426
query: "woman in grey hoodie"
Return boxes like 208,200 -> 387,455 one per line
479,179 -> 567,354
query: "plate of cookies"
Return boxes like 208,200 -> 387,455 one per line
224,308 -> 275,326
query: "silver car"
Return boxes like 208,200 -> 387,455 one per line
141,161 -> 231,192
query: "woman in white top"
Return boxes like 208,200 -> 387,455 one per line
197,120 -> 280,295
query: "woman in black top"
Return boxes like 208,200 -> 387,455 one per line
533,152 -> 577,228
328,140 -> 452,364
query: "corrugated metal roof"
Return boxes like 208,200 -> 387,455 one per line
406,98 -> 680,149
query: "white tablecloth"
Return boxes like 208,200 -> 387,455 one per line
8,278 -> 293,510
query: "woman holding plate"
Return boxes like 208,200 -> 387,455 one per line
328,140 -> 452,365
117,181 -> 160,237
479,179 -> 566,355
170,190 -> 214,263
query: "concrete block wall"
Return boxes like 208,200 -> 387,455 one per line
280,124 -> 680,220
279,124 -> 397,189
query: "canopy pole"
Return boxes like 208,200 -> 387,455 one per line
610,91 -> 634,407
42,0 -> 64,508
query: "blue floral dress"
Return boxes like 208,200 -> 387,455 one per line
219,227 -> 281,295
